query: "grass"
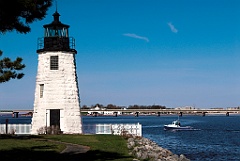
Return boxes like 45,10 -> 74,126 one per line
0,134 -> 134,161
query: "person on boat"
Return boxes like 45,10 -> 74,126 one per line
175,120 -> 180,126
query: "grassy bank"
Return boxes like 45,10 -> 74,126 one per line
0,134 -> 134,161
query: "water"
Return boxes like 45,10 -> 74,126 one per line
82,115 -> 240,161
1,114 -> 240,161
0,115 -> 32,124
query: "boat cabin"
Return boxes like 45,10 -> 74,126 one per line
172,120 -> 181,126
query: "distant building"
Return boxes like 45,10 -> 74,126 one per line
175,106 -> 196,110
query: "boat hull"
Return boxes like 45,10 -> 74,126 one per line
164,125 -> 193,131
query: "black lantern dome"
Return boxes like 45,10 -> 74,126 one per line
37,11 -> 76,53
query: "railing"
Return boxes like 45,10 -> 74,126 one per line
95,123 -> 142,136
0,123 -> 142,136
37,37 -> 76,51
0,124 -> 31,135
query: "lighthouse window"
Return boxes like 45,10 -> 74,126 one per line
45,28 -> 68,37
40,84 -> 44,98
50,56 -> 58,70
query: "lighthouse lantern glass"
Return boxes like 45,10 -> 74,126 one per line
44,27 -> 68,37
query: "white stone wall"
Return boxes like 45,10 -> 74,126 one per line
31,51 -> 82,134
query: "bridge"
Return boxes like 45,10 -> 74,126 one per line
0,110 -> 33,113
0,110 -> 34,118
80,108 -> 240,117
1,108 -> 240,117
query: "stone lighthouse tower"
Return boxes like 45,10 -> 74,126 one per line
31,11 -> 82,134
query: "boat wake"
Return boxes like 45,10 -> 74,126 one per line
169,128 -> 201,132
144,125 -> 162,128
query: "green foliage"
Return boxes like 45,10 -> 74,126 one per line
0,50 -> 25,83
0,0 -> 53,34
0,0 -> 53,83
128,104 -> 166,109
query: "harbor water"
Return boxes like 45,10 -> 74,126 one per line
83,115 -> 240,161
1,114 -> 240,161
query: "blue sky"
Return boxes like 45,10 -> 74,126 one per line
1,0 -> 240,109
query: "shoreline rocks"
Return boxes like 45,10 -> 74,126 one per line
127,136 -> 190,161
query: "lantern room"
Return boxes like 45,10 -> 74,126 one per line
44,11 -> 69,37
37,11 -> 76,53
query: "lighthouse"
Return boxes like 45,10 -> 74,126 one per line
31,11 -> 82,134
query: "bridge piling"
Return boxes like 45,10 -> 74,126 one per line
12,112 -> 19,118
135,112 -> 139,117
93,112 -> 98,117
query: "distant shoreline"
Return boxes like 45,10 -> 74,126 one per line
0,112 -> 239,118
82,113 -> 240,117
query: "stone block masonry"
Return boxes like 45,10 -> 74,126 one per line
31,51 -> 82,135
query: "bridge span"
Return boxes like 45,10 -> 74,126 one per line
80,108 -> 240,117
1,109 -> 239,117
0,110 -> 33,118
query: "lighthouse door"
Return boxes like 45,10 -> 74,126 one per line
50,109 -> 60,128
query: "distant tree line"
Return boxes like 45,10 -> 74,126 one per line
128,104 -> 166,109
81,104 -> 166,109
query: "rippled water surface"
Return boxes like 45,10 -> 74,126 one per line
83,115 -> 240,161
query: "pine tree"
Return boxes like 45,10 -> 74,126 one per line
0,0 -> 53,83
0,51 -> 25,83
0,0 -> 53,34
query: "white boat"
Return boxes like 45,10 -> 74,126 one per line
164,119 -> 193,130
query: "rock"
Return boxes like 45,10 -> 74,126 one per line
127,136 -> 191,161
132,159 -> 140,161
179,154 -> 190,161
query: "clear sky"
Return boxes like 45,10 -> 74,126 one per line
1,0 -> 240,110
